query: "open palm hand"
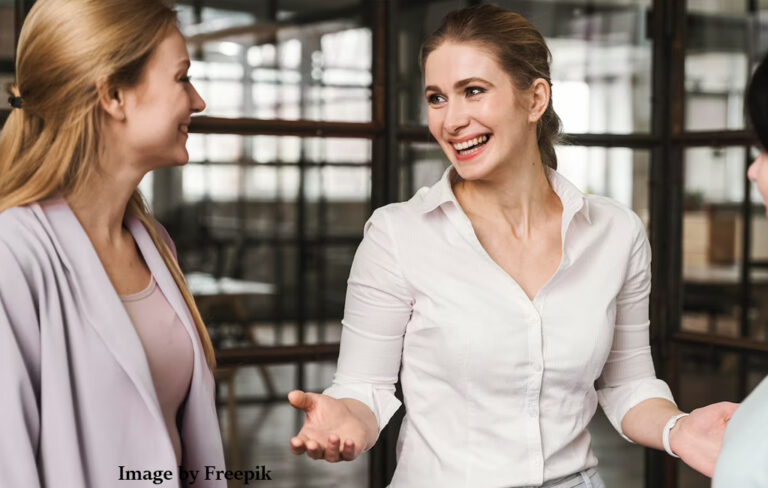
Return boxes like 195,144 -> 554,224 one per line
288,390 -> 370,463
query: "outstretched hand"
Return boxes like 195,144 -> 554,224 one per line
670,401 -> 739,477
288,390 -> 373,463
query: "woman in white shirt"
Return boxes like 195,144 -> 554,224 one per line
289,5 -> 736,487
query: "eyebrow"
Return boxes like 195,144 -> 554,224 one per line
424,77 -> 494,94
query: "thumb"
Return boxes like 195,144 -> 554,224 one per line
288,390 -> 315,411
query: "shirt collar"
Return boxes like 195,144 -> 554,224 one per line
416,166 -> 592,225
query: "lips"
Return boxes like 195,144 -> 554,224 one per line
451,134 -> 492,161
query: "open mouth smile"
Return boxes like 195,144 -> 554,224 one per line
451,134 -> 491,161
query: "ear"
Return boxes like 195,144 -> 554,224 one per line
527,78 -> 550,124
96,78 -> 126,121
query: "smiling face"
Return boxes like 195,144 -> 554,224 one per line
120,27 -> 205,170
424,41 -> 544,182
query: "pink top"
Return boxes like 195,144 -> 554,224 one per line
121,276 -> 193,464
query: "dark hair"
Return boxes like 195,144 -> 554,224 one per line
747,54 -> 768,150
420,4 -> 562,170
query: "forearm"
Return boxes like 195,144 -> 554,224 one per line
621,397 -> 684,450
339,398 -> 380,450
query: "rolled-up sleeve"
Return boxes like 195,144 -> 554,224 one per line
597,214 -> 674,441
323,208 -> 412,434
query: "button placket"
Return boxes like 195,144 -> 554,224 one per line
526,305 -> 543,418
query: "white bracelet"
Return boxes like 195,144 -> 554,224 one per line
662,413 -> 689,458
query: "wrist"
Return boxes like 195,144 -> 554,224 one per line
663,412 -> 689,458
339,398 -> 379,449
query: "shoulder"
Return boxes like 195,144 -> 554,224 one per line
365,192 -> 429,233
369,184 -> 442,224
0,204 -> 39,236
584,194 -> 645,237
0,205 -> 54,283
0,205 -> 49,258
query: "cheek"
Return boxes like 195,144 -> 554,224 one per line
758,167 -> 768,193
427,111 -> 444,137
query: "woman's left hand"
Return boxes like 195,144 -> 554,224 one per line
669,401 -> 739,477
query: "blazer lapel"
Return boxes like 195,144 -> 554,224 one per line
125,216 -> 213,400
35,198 -> 166,429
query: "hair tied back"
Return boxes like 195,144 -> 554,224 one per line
7,84 -> 23,109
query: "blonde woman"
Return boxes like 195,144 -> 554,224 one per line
0,0 -> 224,486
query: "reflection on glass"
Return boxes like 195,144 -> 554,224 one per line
175,135 -> 371,245
176,2 -> 371,122
684,2 -> 761,130
0,3 -> 13,57
682,147 -> 745,338
556,147 -> 650,222
748,268 -> 768,342
186,134 -> 371,164
396,0 -> 652,133
0,2 -> 14,105
688,0 -> 746,15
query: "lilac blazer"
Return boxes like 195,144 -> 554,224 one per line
0,198 -> 225,487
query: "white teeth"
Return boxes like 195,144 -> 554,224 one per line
452,134 -> 488,152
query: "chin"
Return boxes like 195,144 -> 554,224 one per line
450,159 -> 495,182
172,149 -> 191,166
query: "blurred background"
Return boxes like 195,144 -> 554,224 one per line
3,0 -> 768,487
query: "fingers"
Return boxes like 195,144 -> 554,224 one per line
290,436 -> 307,455
288,390 -> 314,411
342,439 -> 357,461
290,435 -> 324,459
305,439 -> 324,460
324,435 -> 341,462
289,434 -> 359,462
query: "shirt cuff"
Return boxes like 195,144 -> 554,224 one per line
323,383 -> 402,435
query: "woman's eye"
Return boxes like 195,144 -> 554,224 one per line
466,86 -> 485,97
180,75 -> 192,83
427,93 -> 446,105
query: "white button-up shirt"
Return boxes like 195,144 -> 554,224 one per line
324,167 -> 674,488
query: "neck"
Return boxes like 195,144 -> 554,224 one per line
454,148 -> 561,238
66,150 -> 145,245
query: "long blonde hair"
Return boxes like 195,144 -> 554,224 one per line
0,0 -> 216,369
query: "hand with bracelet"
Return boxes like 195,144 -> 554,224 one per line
623,399 -> 739,477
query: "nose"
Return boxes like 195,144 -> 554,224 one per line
748,157 -> 760,182
190,83 -> 206,114
444,100 -> 470,134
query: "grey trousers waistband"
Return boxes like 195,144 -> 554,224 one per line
540,467 -> 598,488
